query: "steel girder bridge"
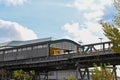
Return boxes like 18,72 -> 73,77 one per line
0,38 -> 120,80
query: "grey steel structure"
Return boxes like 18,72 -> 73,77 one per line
0,37 -> 80,62
0,37 -> 120,80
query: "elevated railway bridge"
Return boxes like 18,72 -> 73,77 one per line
0,38 -> 120,80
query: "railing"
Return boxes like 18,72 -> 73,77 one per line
81,41 -> 112,53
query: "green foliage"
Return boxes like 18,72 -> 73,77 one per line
13,69 -> 23,78
30,70 -> 35,75
91,63 -> 115,80
114,0 -> 120,27
101,22 -> 120,53
68,75 -> 76,80
101,0 -> 120,53
13,69 -> 35,80
63,72 -> 76,80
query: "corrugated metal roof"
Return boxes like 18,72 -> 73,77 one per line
0,37 -> 52,47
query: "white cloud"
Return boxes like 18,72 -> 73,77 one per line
63,22 -> 108,44
73,0 -> 113,11
0,0 -> 27,6
73,0 -> 95,10
62,0 -> 113,44
83,10 -> 104,21
0,20 -> 37,42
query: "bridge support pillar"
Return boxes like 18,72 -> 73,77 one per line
43,71 -> 48,80
76,62 -> 90,80
86,67 -> 90,80
113,65 -> 117,80
35,71 -> 40,80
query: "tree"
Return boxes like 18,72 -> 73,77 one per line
0,69 -> 10,80
101,0 -> 120,53
63,72 -> 76,80
13,69 -> 24,80
13,69 -> 35,80
114,0 -> 120,27
101,22 -> 120,53
91,63 -> 115,80
68,75 -> 76,80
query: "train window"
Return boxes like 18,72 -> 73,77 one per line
27,47 -> 32,50
33,44 -> 47,49
13,49 -> 17,52
22,48 -> 26,51
8,50 -> 12,53
38,45 -> 42,48
0,51 -> 3,54
33,46 -> 38,49
18,48 -> 22,52
5,51 -> 8,54
43,45 -> 47,48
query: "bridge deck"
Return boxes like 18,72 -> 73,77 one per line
1,51 -> 120,71
0,41 -> 120,72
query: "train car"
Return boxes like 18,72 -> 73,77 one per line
0,37 -> 81,62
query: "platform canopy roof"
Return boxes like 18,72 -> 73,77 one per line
0,37 -> 52,47
0,37 -> 81,50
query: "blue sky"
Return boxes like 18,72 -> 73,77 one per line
0,0 -> 120,76
0,0 -> 116,44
